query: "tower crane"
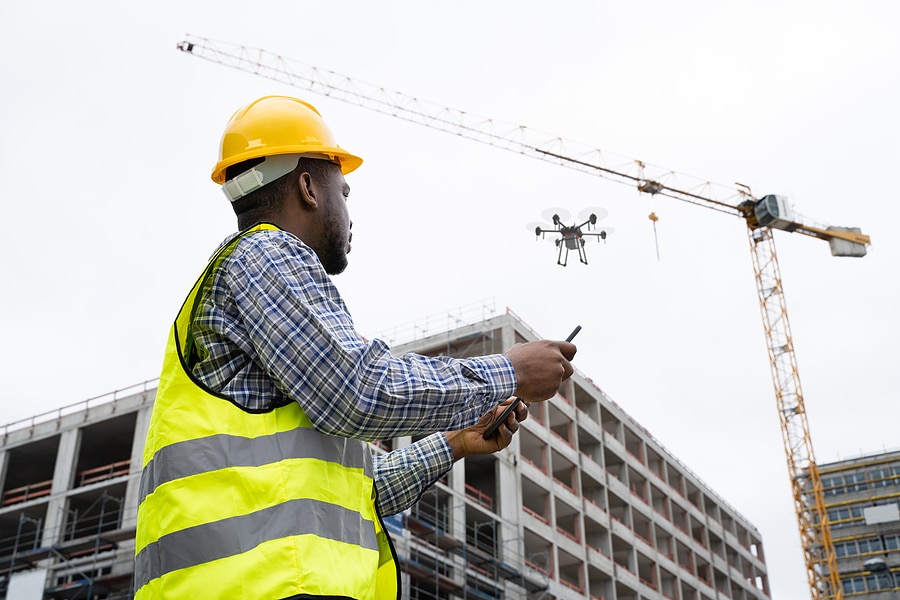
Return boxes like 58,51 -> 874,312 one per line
176,34 -> 872,600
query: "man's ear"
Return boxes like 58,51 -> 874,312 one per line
297,172 -> 318,209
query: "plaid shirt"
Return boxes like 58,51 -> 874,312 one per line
190,228 -> 517,516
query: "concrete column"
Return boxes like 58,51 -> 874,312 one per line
501,318 -> 519,350
497,449 -> 525,598
450,460 -> 466,539
41,428 -> 80,546
122,404 -> 154,530
0,449 -> 9,498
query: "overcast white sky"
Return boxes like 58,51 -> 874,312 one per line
1,1 -> 898,598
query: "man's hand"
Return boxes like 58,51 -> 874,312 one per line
505,340 -> 576,402
445,398 -> 528,460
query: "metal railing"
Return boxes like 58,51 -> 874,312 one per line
0,379 -> 158,437
376,298 -> 498,347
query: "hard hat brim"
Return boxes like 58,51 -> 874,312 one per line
212,148 -> 362,184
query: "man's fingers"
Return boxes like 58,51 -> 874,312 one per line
504,410 -> 520,432
506,340 -> 578,402
558,340 -> 577,360
513,401 -> 529,422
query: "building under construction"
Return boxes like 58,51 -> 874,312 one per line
0,308 -> 770,599
816,449 -> 900,598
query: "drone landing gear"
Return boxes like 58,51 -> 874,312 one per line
556,238 -> 589,266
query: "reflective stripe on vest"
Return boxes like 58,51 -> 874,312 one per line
134,497 -> 379,590
138,429 -> 373,504
135,224 -> 399,600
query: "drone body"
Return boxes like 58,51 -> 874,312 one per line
530,208 -> 613,266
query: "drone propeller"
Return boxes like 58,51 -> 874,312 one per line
540,207 -> 571,225
582,226 -> 616,241
578,206 -> 609,225
526,221 -> 557,241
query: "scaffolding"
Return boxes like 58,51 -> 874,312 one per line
396,486 -> 548,600
0,468 -> 135,599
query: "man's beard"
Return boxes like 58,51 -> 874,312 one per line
320,239 -> 348,275
318,206 -> 349,275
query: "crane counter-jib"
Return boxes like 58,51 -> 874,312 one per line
176,33 -> 873,600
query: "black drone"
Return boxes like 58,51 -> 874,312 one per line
529,208 -> 614,266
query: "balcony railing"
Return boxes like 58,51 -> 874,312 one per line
76,460 -> 131,487
463,483 -> 494,511
1,479 -> 52,506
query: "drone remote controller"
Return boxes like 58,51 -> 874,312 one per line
482,325 -> 582,440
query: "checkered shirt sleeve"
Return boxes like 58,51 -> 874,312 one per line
373,433 -> 456,517
190,229 -> 516,513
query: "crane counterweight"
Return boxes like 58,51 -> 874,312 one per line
827,227 -> 868,257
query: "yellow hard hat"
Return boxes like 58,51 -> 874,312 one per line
211,95 -> 363,185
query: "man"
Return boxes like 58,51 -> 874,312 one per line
134,95 -> 576,599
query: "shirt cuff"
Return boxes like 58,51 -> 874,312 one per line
427,432 -> 457,477
461,354 -> 517,400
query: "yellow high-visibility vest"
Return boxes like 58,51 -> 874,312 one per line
134,223 -> 399,599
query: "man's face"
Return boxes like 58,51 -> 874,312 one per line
315,164 -> 352,275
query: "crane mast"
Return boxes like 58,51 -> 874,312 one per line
177,34 -> 872,599
747,226 -> 839,599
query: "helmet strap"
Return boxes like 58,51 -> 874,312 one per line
222,154 -> 304,203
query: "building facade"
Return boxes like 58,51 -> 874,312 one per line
0,310 -> 770,599
818,450 -> 900,598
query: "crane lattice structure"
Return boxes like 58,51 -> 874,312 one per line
176,34 -> 873,600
